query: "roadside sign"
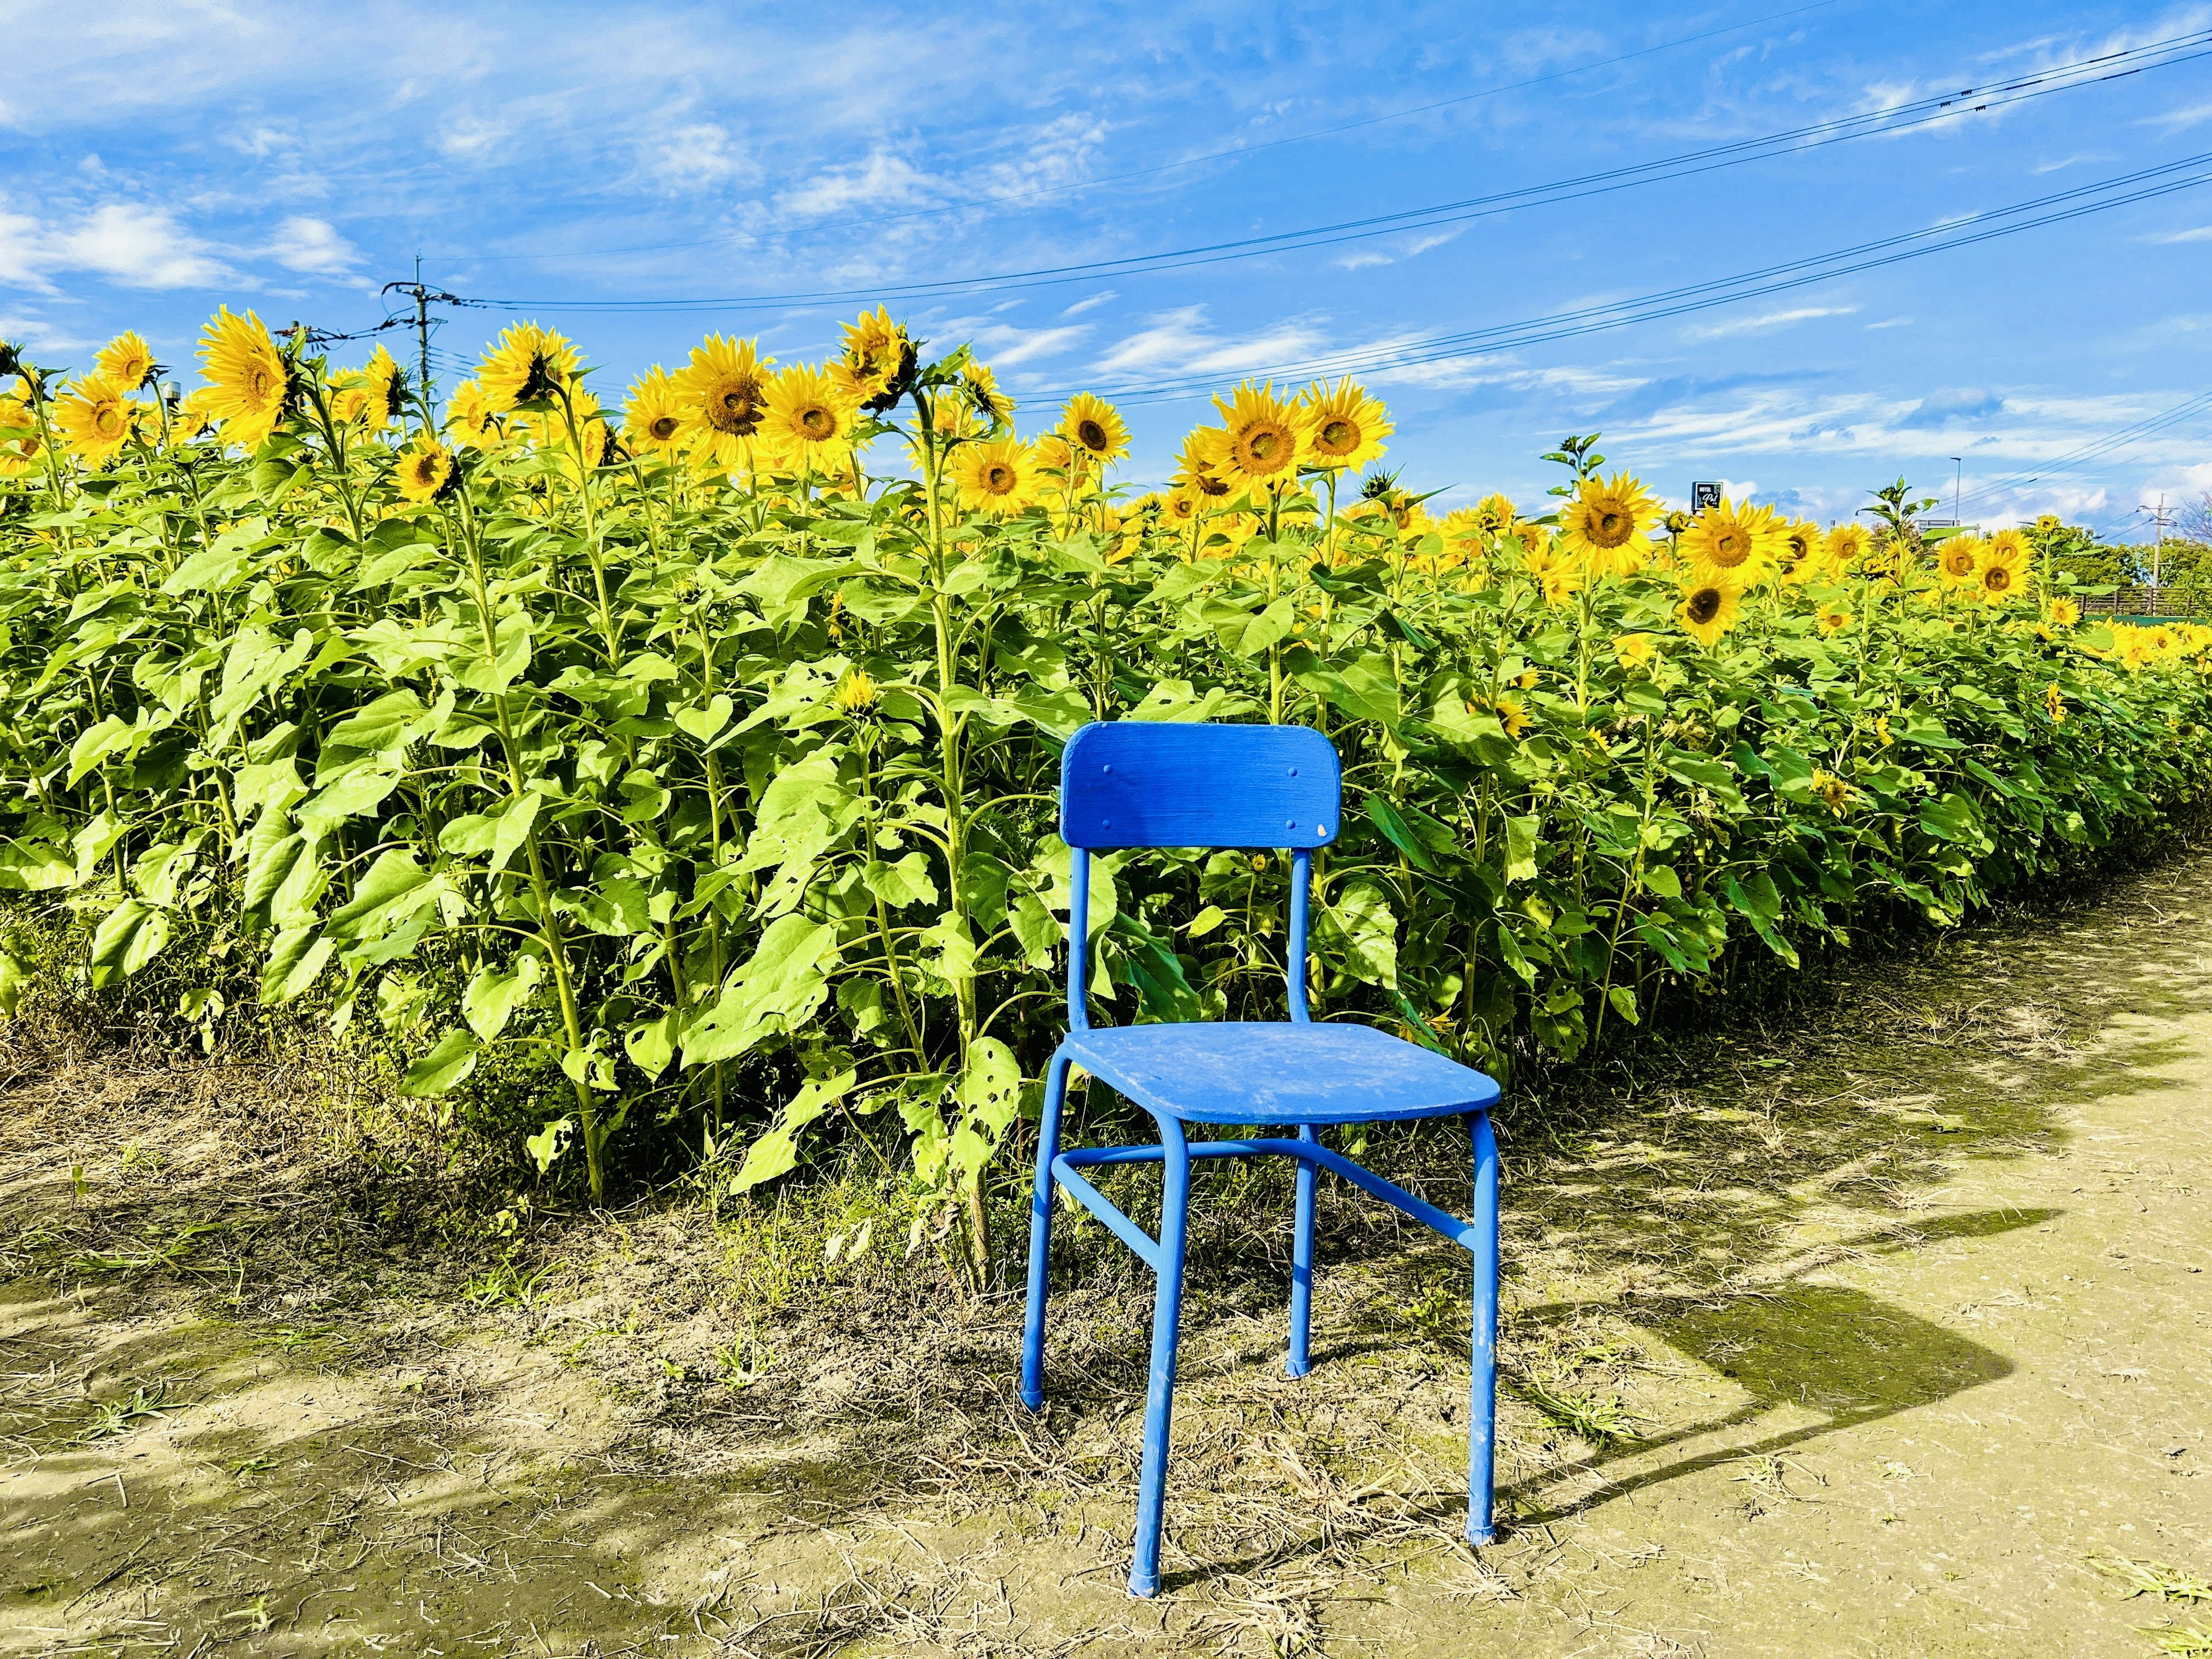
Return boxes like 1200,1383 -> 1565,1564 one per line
1692,481 -> 1722,513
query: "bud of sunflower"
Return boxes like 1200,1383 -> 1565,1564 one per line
1664,510 -> 1691,535
671,574 -> 705,607
832,669 -> 879,715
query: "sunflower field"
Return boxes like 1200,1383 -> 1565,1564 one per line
2,310 -> 2209,1276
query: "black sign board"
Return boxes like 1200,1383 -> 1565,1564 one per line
1691,481 -> 1722,513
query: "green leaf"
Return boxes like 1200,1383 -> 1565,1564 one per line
402,1028 -> 480,1096
1365,794 -> 1437,872
1607,984 -> 1640,1025
463,955 -> 541,1040
525,1117 -> 573,1176
624,1010 -> 678,1078
324,849 -> 440,945
260,925 -> 332,1004
681,915 -> 836,1066
948,1039 -> 1022,1181
734,1069 -> 857,1191
1503,816 -> 1540,884
862,852 -> 939,911
89,899 -> 168,988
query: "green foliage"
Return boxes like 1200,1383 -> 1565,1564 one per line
6,323 -> 2212,1278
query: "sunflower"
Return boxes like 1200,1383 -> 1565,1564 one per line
757,364 -> 857,474
1525,539 -> 1583,604
395,434 -> 456,503
832,669 -> 880,714
834,306 -> 914,411
0,395 -> 44,477
1470,491 -> 1517,535
1492,693 -> 1533,740
96,331 -> 156,392
2047,596 -> 2081,629
950,437 -> 1039,518
359,344 -> 404,431
1173,430 -> 1232,499
1823,521 -> 1868,571
1438,508 -> 1493,568
2033,513 -> 2063,535
1205,381 -> 1309,496
328,372 -> 373,428
1297,377 -> 1391,473
1986,527 -> 2030,565
1811,771 -> 1851,817
1614,633 -> 1659,672
477,323 -> 579,411
1977,536 -> 2030,606
964,362 -> 1013,426
623,366 -> 686,456
54,375 -> 134,463
196,307 -> 290,449
1162,486 -> 1203,529
1681,497 -> 1782,588
1816,601 -> 1854,635
669,335 -> 774,469
1779,520 -> 1825,584
1059,392 -> 1130,468
445,380 -> 502,450
1676,576 -> 1744,648
1559,471 -> 1660,577
2043,683 -> 2066,724
1935,533 -> 1982,588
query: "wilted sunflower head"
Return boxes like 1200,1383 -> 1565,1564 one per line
478,323 -> 579,412
1812,771 -> 1851,816
395,435 -> 457,504
96,331 -> 157,392
835,306 -> 915,412
53,375 -> 134,463
1059,392 -> 1130,467
1210,380 -> 1309,494
1296,377 -> 1391,472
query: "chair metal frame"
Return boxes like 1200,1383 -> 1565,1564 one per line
1018,721 -> 1502,1599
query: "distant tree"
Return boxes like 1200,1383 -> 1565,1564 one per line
2028,516 -> 2136,588
2177,490 -> 2212,544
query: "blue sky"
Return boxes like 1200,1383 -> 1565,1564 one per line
5,0 -> 2210,536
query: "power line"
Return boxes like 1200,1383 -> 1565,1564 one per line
1039,151 -> 2212,404
1951,391 -> 2212,513
469,28 -> 2211,313
441,0 -> 1851,264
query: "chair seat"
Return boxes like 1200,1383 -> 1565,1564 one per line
1060,1021 -> 1501,1126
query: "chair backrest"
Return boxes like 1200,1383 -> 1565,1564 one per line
1058,721 -> 1340,1030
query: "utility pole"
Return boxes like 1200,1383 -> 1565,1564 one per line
380,264 -> 469,433
1950,456 -> 1962,526
2139,494 -> 2175,601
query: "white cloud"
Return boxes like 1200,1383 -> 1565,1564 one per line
2142,98 -> 2212,132
437,115 -> 506,158
1060,291 -> 1116,317
1684,305 -> 1858,341
1865,316 -> 1915,330
960,321 -> 1092,368
0,314 -> 89,354
649,123 -> 759,191
266,215 -> 361,274
1335,227 -> 1465,271
2146,225 -> 2212,244
41,202 -> 229,289
1092,305 -> 1327,380
777,149 -> 938,219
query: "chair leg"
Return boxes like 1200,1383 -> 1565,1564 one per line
1128,1116 -> 1192,1599
1020,1054 -> 1071,1412
1286,1123 -> 1318,1377
1467,1111 -> 1501,1546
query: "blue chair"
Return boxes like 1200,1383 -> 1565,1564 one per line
1020,720 -> 1504,1598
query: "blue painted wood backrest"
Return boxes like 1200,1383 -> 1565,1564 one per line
1059,722 -> 1340,1031
1060,721 -> 1340,850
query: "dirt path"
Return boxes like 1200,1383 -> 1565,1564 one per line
3,853 -> 2210,1657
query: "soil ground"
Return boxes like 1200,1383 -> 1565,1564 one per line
3,852 -> 2210,1657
